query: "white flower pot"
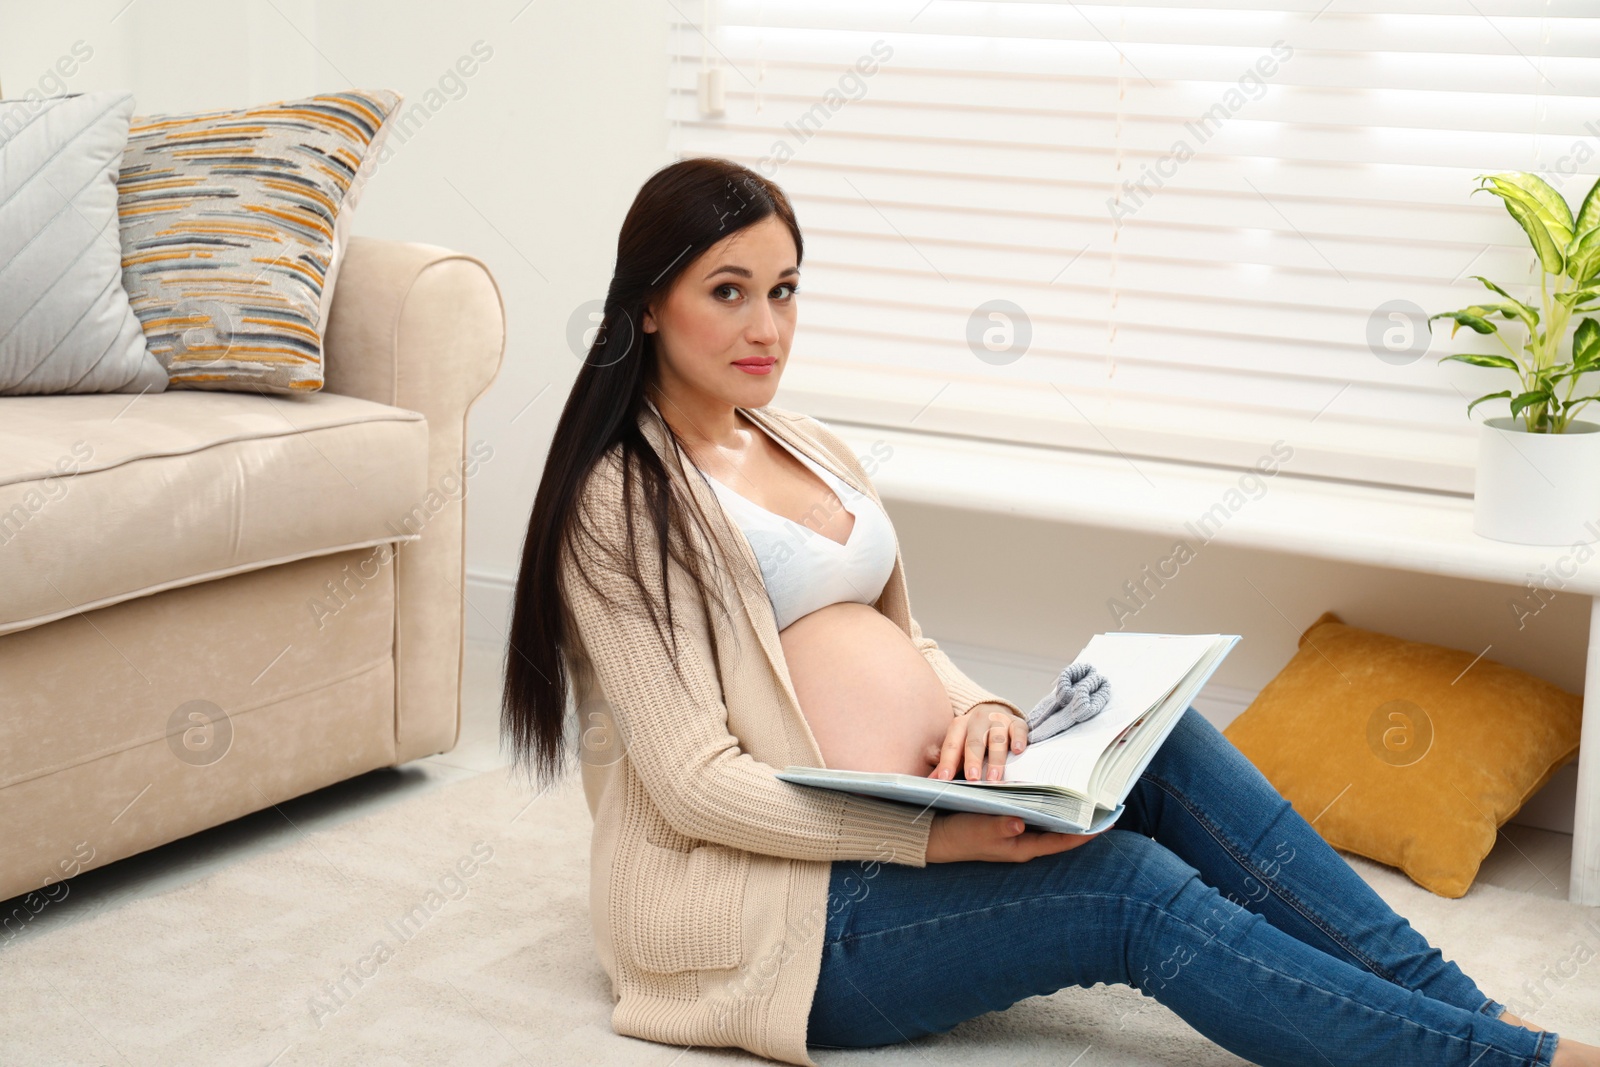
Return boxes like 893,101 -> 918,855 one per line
1474,416 -> 1600,545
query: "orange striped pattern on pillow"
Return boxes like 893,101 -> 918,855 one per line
117,90 -> 400,393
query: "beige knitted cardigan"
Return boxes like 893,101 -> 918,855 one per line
562,401 -> 1023,1066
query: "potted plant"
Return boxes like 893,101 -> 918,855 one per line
1431,171 -> 1600,545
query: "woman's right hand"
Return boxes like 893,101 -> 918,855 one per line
925,812 -> 1101,863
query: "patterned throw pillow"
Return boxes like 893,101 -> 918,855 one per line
117,90 -> 401,394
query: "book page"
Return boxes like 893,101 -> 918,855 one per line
1002,633 -> 1224,793
1088,636 -> 1237,803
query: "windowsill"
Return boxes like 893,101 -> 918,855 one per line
775,359 -> 1482,495
826,420 -> 1600,598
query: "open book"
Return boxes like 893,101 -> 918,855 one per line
777,631 -> 1240,835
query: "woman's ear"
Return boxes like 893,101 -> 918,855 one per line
642,303 -> 657,334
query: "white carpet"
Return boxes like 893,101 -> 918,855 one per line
3,767 -> 1597,1067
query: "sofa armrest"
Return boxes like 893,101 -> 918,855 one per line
322,236 -> 506,764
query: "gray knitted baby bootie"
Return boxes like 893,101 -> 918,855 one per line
1025,661 -> 1112,743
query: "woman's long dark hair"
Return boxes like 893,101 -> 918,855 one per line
502,157 -> 804,790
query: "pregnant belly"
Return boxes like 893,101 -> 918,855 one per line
778,602 -> 952,776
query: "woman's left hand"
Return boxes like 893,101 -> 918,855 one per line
924,703 -> 1028,782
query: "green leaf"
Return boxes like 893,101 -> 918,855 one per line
1438,351 -> 1520,370
1561,394 -> 1600,410
1469,302 -> 1539,332
1471,275 -> 1520,301
1576,174 -> 1600,238
1466,389 -> 1513,415
1565,226 -> 1600,282
1554,285 -> 1600,309
1478,172 -> 1576,245
1464,279 -> 1542,327
1510,388 -> 1555,418
1563,398 -> 1600,429
1574,317 -> 1600,367
1500,172 -> 1576,227
1499,196 -> 1567,274
1430,310 -> 1498,336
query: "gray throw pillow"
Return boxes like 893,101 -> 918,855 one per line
0,90 -> 167,395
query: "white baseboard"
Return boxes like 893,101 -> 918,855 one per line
464,569 -> 1574,835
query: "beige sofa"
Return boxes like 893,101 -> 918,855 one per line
0,237 -> 505,905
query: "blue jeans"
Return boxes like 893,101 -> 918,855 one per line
807,706 -> 1559,1066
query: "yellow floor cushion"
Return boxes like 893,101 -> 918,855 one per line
1223,611 -> 1581,898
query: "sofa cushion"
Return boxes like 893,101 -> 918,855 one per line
0,390 -> 429,636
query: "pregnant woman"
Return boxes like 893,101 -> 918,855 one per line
502,158 -> 1591,1067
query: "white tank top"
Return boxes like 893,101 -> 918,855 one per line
694,420 -> 897,631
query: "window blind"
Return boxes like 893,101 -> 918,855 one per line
667,1 -> 1600,493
